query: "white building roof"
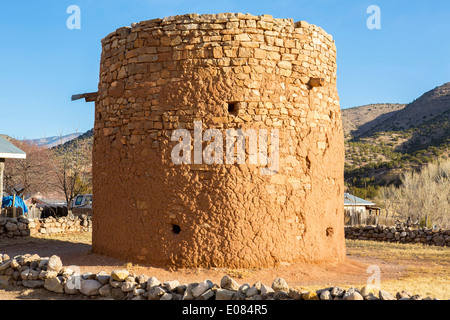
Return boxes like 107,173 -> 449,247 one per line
344,193 -> 376,206
0,136 -> 26,159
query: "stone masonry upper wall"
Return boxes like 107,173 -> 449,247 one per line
96,12 -> 339,141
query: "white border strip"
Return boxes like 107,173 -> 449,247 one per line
0,152 -> 26,159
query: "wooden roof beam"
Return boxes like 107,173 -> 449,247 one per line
71,92 -> 98,102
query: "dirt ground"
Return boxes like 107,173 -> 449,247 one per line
0,233 -> 445,300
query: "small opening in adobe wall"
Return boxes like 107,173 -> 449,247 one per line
227,102 -> 238,115
326,227 -> 334,237
172,224 -> 181,234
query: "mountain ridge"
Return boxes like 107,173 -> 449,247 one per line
23,133 -> 83,149
343,82 -> 450,197
342,103 -> 406,138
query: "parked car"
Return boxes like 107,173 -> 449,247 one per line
71,194 -> 93,216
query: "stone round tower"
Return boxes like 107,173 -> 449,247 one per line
92,13 -> 345,268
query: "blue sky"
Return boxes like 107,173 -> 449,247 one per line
0,0 -> 449,139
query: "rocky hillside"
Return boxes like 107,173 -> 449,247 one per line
365,82 -> 450,134
52,129 -> 93,152
343,82 -> 450,197
342,103 -> 406,138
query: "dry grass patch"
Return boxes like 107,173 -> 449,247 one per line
346,239 -> 450,263
0,233 -> 92,247
344,239 -> 450,299
297,240 -> 449,299
34,232 -> 92,244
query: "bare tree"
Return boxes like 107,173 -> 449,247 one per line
48,135 -> 92,208
375,186 -> 402,225
3,140 -> 54,197
377,158 -> 450,228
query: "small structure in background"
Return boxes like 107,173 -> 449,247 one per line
24,191 -> 67,207
24,191 -> 68,219
0,136 -> 26,217
344,193 -> 381,226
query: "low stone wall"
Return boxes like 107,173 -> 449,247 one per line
0,253 -> 438,300
345,225 -> 450,247
0,214 -> 92,239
